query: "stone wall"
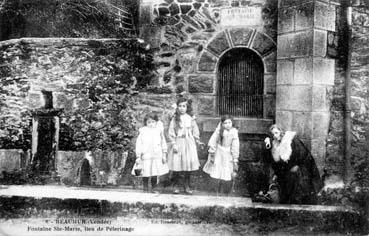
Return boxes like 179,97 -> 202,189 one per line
325,2 -> 369,187
0,37 -> 250,192
139,0 -> 277,122
0,38 -> 126,109
0,38 -> 145,184
325,3 -> 346,183
138,0 -> 277,167
0,149 -> 128,186
0,149 -> 29,173
56,150 -> 128,186
276,0 -> 339,175
138,0 -> 368,191
135,0 -> 279,195
350,3 -> 369,187
0,38 -> 139,142
0,0 -> 135,41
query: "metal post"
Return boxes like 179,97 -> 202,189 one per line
343,1 -> 353,184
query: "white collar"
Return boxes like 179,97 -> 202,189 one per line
272,131 -> 296,162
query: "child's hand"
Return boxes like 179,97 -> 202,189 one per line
264,137 -> 271,149
209,153 -> 215,164
233,162 -> 239,172
290,165 -> 299,173
172,144 -> 178,153
231,171 -> 237,179
272,175 -> 278,182
198,141 -> 205,149
162,154 -> 167,164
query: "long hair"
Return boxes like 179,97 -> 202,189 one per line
143,112 -> 158,126
269,124 -> 285,139
174,97 -> 193,126
219,115 -> 234,144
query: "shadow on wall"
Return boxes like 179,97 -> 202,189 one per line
78,158 -> 91,186
57,150 -> 129,187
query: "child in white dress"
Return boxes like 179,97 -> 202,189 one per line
203,115 -> 239,194
167,97 -> 203,194
135,113 -> 169,192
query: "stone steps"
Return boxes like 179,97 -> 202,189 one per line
0,185 -> 365,234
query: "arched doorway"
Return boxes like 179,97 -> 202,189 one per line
218,48 -> 264,117
79,158 -> 91,186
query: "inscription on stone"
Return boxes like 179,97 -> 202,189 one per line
220,6 -> 262,27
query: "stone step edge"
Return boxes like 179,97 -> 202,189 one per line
0,195 -> 364,234
0,185 -> 358,213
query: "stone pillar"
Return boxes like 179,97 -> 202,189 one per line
31,109 -> 63,175
276,0 -> 339,173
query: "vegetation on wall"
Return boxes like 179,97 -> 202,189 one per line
0,67 -> 32,150
0,40 -> 155,152
0,0 -> 138,40
0,112 -> 32,150
59,39 -> 155,152
0,0 -> 152,151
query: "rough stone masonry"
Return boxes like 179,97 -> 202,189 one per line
0,0 -> 369,195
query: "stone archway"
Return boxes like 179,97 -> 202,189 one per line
198,28 -> 276,73
192,28 -> 276,122
217,47 -> 265,117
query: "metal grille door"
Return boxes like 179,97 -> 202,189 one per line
218,48 -> 264,117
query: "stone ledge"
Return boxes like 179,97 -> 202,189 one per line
0,185 -> 364,234
198,116 -> 273,134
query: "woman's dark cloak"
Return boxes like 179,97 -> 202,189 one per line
265,136 -> 323,204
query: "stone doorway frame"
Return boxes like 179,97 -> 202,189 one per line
217,47 -> 265,118
193,27 -> 276,134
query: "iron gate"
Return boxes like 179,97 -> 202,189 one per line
218,48 -> 264,117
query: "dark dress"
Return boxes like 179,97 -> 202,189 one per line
264,136 -> 323,204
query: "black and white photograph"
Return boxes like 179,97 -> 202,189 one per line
0,0 -> 368,235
